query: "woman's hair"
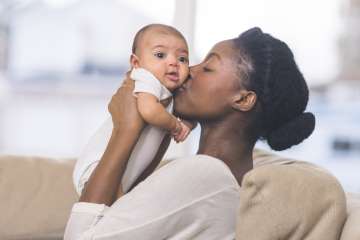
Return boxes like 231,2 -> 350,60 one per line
233,27 -> 315,151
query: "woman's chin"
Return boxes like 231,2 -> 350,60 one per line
174,95 -> 198,120
174,105 -> 193,120
177,111 -> 198,122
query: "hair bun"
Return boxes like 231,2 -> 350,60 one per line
267,112 -> 315,151
239,27 -> 263,40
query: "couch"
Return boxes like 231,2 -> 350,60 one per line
0,149 -> 359,240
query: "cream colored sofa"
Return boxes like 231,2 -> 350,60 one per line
0,149 -> 359,240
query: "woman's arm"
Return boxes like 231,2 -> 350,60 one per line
122,133 -> 172,195
79,78 -> 145,206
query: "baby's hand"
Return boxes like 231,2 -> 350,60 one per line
182,119 -> 197,130
170,118 -> 182,136
173,120 -> 191,143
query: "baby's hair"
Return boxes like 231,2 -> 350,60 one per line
132,24 -> 187,54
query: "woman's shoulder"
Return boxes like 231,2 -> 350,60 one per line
159,154 -> 239,189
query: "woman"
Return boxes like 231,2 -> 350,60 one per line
64,27 -> 315,239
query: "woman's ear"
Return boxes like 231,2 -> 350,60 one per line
231,90 -> 257,112
130,54 -> 140,68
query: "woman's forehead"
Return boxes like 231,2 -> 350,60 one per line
209,40 -> 237,61
206,40 -> 238,67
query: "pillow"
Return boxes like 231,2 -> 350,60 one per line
0,155 -> 78,240
236,149 -> 347,240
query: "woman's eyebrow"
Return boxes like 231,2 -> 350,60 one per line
205,52 -> 222,62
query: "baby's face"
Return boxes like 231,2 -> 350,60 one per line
133,30 -> 189,91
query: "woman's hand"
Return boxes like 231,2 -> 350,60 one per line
108,72 -> 145,131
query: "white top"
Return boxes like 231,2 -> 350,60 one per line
65,155 -> 241,240
131,67 -> 172,100
73,69 -> 174,194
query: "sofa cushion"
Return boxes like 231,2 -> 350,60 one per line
340,192 -> 360,240
236,149 -> 347,240
0,155 -> 78,240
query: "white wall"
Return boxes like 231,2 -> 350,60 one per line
195,0 -> 342,85
8,0 -> 154,76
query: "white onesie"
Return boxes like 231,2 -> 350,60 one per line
73,68 -> 173,195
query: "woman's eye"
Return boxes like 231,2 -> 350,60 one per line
154,52 -> 165,58
179,56 -> 189,63
203,67 -> 213,72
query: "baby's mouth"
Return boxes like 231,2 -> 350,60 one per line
165,71 -> 180,82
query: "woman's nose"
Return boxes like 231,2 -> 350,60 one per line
189,64 -> 199,76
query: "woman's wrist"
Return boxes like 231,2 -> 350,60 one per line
112,124 -> 142,145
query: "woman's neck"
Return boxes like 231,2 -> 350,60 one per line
197,119 -> 255,186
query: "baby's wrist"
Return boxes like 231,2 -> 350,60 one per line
170,117 -> 182,134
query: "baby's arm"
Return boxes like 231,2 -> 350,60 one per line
136,92 -> 180,134
131,68 -> 190,141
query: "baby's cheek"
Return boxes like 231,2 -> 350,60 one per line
141,62 -> 162,79
178,76 -> 187,87
184,65 -> 190,75
180,66 -> 190,81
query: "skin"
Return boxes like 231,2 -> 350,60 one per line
131,26 -> 191,142
175,40 -> 258,184
79,39 -> 258,206
131,26 -> 189,91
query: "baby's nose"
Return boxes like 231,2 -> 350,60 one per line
168,55 -> 179,66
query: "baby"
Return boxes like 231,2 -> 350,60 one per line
73,24 -> 195,195
130,24 -> 192,142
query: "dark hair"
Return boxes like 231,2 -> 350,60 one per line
234,27 -> 315,151
132,24 -> 187,54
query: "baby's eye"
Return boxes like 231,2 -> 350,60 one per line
154,52 -> 165,59
178,56 -> 189,63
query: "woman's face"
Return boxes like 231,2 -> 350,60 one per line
174,40 -> 242,121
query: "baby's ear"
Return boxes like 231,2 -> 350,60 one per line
130,54 -> 140,68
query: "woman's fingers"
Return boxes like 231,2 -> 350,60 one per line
108,76 -> 144,131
